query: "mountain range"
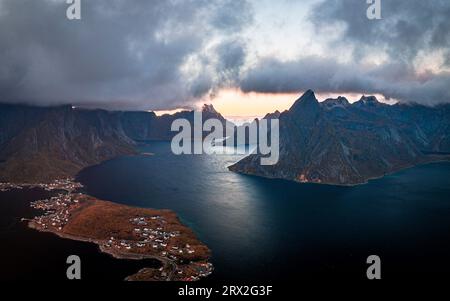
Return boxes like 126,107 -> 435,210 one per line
229,90 -> 450,185
0,103 -> 227,183
1,90 -> 449,185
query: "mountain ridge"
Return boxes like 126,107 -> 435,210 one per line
229,90 -> 450,185
1,94 -> 449,185
0,103 -> 228,183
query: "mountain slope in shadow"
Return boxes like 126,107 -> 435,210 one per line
229,90 -> 450,185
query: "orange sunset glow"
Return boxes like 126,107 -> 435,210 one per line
194,89 -> 397,119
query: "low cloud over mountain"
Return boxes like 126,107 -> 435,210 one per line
0,0 -> 252,110
0,0 -> 449,109
240,57 -> 450,106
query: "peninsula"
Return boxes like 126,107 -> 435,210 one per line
22,179 -> 213,281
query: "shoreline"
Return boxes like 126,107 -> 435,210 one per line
228,157 -> 450,187
14,179 -> 213,281
27,221 -> 178,280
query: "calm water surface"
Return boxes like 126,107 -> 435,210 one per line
0,189 -> 160,280
77,142 -> 450,280
1,141 -> 450,280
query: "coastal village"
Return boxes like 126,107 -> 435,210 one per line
21,179 -> 213,281
0,182 -> 23,192
0,178 -> 83,192
30,193 -> 80,232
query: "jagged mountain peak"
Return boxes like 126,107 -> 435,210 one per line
356,95 -> 379,105
202,104 -> 219,114
229,92 -> 450,186
322,96 -> 350,109
290,90 -> 320,112
299,89 -> 318,102
200,103 -> 228,123
336,96 -> 350,104
263,110 -> 281,120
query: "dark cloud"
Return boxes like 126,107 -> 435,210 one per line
239,0 -> 450,105
240,57 -> 450,105
176,38 -> 248,101
1,0 -> 449,109
210,0 -> 253,33
215,39 -> 247,83
311,0 -> 450,62
0,0 -> 252,110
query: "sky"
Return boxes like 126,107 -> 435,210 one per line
0,0 -> 449,116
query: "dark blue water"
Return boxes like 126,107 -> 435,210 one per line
76,142 -> 450,280
0,188 -> 160,281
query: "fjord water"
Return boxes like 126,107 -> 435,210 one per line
76,142 -> 450,280
0,188 -> 160,280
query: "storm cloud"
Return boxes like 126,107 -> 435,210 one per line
240,57 -> 450,105
311,0 -> 450,62
239,0 -> 450,105
1,0 -> 450,109
0,0 -> 252,110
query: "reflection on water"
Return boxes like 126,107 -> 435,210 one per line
1,142 -> 449,280
75,142 -> 450,280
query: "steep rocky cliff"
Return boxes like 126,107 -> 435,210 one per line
229,90 -> 450,185
0,103 -> 229,183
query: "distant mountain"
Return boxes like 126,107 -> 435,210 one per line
3,93 -> 449,186
263,110 -> 282,120
0,103 -> 229,183
322,96 -> 350,110
229,90 -> 450,185
119,104 -> 230,141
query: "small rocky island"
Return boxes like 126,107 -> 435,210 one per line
16,179 -> 212,281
